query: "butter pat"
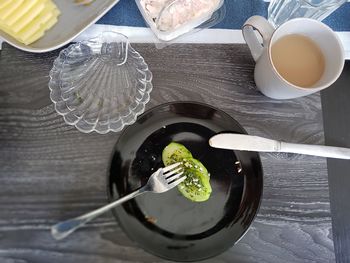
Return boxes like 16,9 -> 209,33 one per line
0,0 -> 60,45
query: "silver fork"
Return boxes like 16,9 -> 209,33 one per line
51,163 -> 185,240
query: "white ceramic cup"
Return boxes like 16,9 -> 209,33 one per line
242,16 -> 344,99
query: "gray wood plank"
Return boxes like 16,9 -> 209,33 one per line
321,61 -> 350,263
0,43 -> 334,263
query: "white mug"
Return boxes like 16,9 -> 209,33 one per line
242,16 -> 344,99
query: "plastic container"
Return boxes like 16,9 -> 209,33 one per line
136,0 -> 226,43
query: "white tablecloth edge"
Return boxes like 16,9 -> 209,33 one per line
1,25 -> 348,59
74,25 -> 350,59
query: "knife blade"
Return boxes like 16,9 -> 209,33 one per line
209,133 -> 281,152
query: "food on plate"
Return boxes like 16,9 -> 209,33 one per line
74,0 -> 95,6
140,0 -> 221,31
0,0 -> 60,45
162,142 -> 212,202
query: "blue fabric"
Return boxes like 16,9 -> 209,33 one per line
97,0 -> 350,31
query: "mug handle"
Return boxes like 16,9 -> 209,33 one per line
242,16 -> 275,61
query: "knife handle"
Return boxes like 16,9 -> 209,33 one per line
280,142 -> 350,159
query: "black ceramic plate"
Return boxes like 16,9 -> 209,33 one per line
108,102 -> 263,262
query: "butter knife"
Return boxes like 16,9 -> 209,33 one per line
209,133 -> 350,159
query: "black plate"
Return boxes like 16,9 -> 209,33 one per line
108,102 -> 263,262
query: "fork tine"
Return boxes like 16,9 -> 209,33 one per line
166,171 -> 184,182
163,162 -> 181,173
164,167 -> 183,178
168,176 -> 186,188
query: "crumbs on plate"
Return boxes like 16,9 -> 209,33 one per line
145,215 -> 158,224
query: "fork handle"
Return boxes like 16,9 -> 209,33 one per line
51,188 -> 145,240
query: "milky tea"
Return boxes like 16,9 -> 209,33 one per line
271,34 -> 325,88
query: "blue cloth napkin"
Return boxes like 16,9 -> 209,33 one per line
97,0 -> 350,31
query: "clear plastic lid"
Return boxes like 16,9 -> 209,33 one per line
136,0 -> 226,44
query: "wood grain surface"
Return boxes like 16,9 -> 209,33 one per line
0,43 -> 334,263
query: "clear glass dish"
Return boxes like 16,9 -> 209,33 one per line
268,0 -> 346,28
49,32 -> 153,134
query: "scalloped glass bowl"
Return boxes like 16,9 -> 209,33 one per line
49,32 -> 153,134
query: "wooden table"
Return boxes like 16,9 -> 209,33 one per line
0,43 -> 335,262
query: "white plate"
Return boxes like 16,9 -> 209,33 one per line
0,0 -> 120,53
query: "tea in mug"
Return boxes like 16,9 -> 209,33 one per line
271,34 -> 325,88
